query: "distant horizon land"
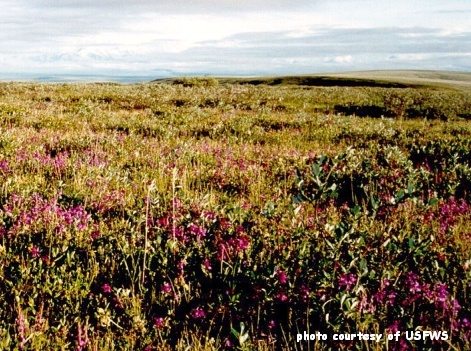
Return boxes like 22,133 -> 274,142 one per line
1,69 -> 471,84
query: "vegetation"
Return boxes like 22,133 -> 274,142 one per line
0,77 -> 470,350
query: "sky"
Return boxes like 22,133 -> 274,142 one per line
1,0 -> 471,81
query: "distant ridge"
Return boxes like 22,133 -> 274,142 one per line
152,70 -> 471,90
325,70 -> 471,89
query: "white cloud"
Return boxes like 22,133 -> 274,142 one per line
1,0 -> 471,79
333,55 -> 354,64
388,54 -> 432,61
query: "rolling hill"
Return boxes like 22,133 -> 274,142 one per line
152,70 -> 471,90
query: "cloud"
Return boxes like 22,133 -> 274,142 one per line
29,0 -> 313,13
388,53 -> 433,61
179,27 -> 471,74
325,55 -> 354,64
1,1 -> 471,78
2,25 -> 471,76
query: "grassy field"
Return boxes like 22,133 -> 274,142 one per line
0,71 -> 471,350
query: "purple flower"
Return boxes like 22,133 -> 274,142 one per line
373,278 -> 395,305
434,283 -> 449,303
190,307 -> 206,319
16,309 -> 26,350
101,283 -> 112,294
177,260 -> 186,272
461,318 -> 471,329
338,273 -> 357,291
275,290 -> 288,302
161,282 -> 172,294
388,291 -> 397,305
373,290 -> 386,304
0,159 -> 10,175
30,245 -> 41,258
405,272 -> 422,294
91,229 -> 101,240
76,323 -> 89,351
358,294 -> 374,314
276,268 -> 288,285
299,285 -> 310,301
203,258 -> 212,271
189,223 -> 206,239
229,234 -> 251,252
153,317 -> 166,329
203,211 -> 215,221
387,320 -> 401,334
450,299 -> 461,314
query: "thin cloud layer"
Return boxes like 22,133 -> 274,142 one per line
0,0 -> 470,79
31,0 -> 311,12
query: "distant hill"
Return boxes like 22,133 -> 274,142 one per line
324,70 -> 471,90
152,70 -> 471,90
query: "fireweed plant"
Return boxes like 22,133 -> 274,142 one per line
0,80 -> 470,350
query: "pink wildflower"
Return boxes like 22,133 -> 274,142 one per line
101,283 -> 112,294
190,307 -> 206,319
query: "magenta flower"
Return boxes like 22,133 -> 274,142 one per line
434,283 -> 449,303
276,268 -> 288,285
161,282 -> 172,294
203,258 -> 212,271
338,273 -> 357,291
76,323 -> 89,351
387,320 -> 401,334
275,291 -> 288,302
190,307 -> 206,319
299,285 -> 310,301
230,234 -> 250,252
30,245 -> 41,258
203,210 -> 215,221
405,272 -> 422,294
91,229 -> 101,240
177,260 -> 186,272
450,299 -> 461,314
153,317 -> 166,329
0,159 -> 10,175
16,309 -> 26,350
188,223 -> 206,239
101,283 -> 112,294
388,291 -> 397,305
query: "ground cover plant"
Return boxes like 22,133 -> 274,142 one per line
0,78 -> 470,350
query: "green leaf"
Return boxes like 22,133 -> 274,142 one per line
370,197 -> 379,211
408,237 -> 415,249
360,258 -> 367,272
395,189 -> 405,203
312,163 -> 321,177
352,205 -> 362,217
231,327 -> 239,338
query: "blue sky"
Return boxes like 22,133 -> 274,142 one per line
1,0 -> 471,80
